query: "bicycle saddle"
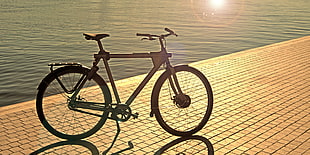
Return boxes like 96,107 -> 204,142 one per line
83,33 -> 110,41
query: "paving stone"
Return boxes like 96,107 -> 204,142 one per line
0,36 -> 309,154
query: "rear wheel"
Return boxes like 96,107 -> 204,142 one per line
36,66 -> 111,140
152,65 -> 213,136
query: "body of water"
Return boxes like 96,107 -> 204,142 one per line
0,0 -> 309,106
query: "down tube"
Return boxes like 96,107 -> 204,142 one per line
125,65 -> 161,105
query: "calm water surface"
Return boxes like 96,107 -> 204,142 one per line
0,0 -> 309,106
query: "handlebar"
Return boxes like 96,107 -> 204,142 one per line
136,28 -> 178,41
164,28 -> 178,36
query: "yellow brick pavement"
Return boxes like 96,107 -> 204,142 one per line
1,36 -> 309,154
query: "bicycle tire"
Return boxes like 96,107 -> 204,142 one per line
36,66 -> 112,140
151,65 -> 213,136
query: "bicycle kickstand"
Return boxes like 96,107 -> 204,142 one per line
102,120 -> 134,155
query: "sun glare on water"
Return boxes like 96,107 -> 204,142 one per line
191,0 -> 244,27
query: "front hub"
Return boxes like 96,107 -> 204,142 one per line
174,94 -> 191,108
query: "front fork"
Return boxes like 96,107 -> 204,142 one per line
150,64 -> 191,118
167,65 -> 183,96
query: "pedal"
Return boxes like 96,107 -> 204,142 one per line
131,112 -> 139,119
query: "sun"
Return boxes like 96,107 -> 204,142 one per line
209,0 -> 225,8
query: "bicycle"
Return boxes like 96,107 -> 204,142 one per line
36,28 -> 213,146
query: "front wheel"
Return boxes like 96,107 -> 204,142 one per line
36,66 -> 112,140
152,65 -> 213,136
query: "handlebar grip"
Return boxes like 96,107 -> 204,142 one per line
164,28 -> 174,34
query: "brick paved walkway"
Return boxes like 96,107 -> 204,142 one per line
1,36 -> 309,154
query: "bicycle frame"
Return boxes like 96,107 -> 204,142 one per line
99,51 -> 173,106
70,35 -> 182,113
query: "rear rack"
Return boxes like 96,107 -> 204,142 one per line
48,62 -> 81,72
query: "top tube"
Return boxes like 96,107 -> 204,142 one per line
109,52 -> 172,59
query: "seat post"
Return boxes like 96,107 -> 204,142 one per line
97,40 -> 105,53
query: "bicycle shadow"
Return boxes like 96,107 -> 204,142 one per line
155,135 -> 214,155
29,140 -> 99,155
30,135 -> 213,155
